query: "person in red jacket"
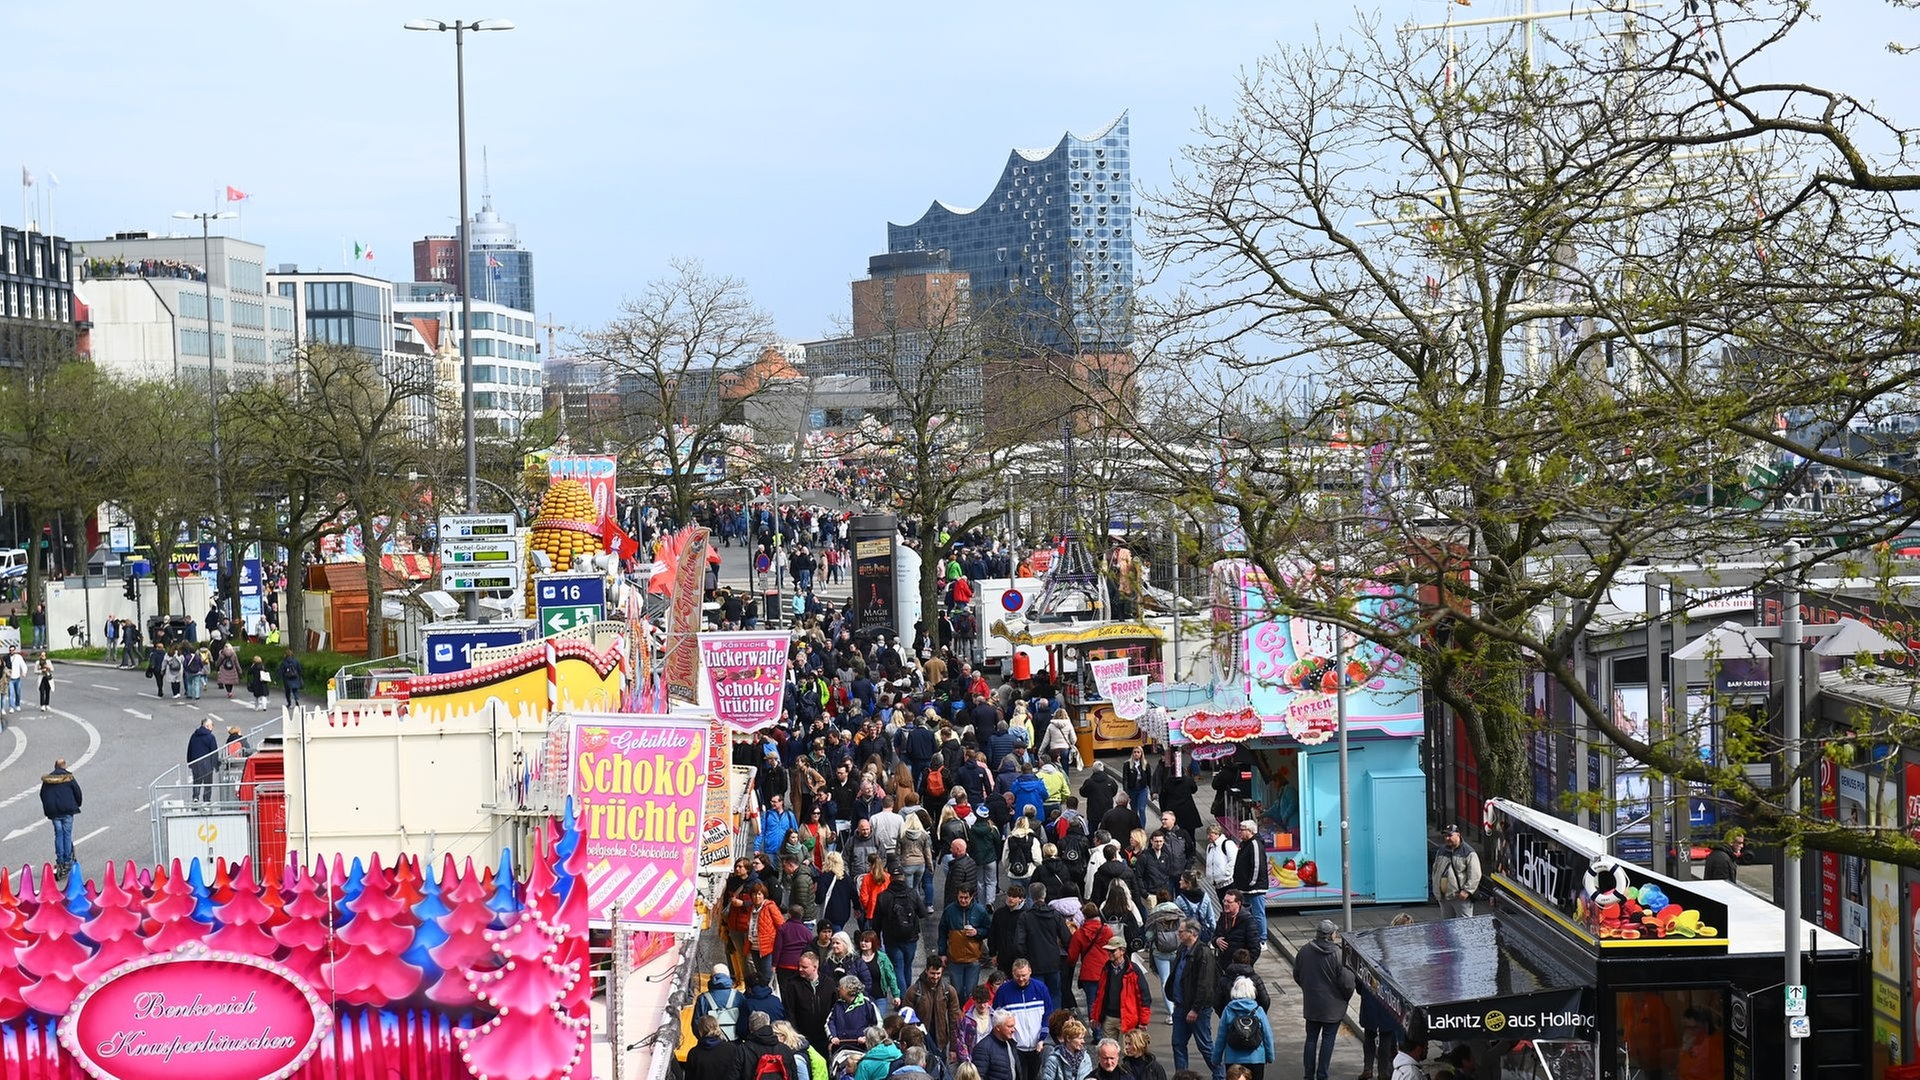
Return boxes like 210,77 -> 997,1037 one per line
1067,903 -> 1116,1007
1090,939 -> 1154,1039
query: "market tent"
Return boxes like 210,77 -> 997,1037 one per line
1344,915 -> 1596,1042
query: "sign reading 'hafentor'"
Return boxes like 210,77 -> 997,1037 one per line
60,947 -> 331,1080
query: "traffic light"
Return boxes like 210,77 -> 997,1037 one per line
123,578 -> 136,601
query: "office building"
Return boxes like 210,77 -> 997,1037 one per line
462,196 -> 534,314
269,267 -> 438,430
75,232 -> 296,381
0,226 -> 80,367
412,236 -> 461,293
888,113 -> 1133,351
395,283 -> 543,437
806,251 -> 981,427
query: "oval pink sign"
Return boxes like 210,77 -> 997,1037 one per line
59,947 -> 331,1080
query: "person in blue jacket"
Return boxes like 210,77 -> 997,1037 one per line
1213,977 -> 1273,1080
761,793 -> 799,856
1011,764 -> 1050,822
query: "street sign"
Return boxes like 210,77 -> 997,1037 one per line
439,513 -> 519,539
1784,984 -> 1807,1017
536,573 -> 605,636
440,569 -> 520,592
536,574 -> 605,610
755,553 -> 772,573
441,539 -> 521,566
1788,1016 -> 1812,1039
108,527 -> 133,553
541,605 -> 600,635
423,621 -> 532,675
1002,588 -> 1025,612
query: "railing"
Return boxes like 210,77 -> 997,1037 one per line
146,712 -> 284,867
329,651 -> 419,701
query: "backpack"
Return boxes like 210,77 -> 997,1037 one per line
752,1051 -> 793,1080
884,894 -> 922,941
1226,1011 -> 1263,1051
925,767 -> 947,798
700,989 -> 742,1039
1056,823 -> 1089,871
1151,921 -> 1181,955
1005,837 -> 1035,878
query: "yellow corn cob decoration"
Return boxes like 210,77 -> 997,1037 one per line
525,478 -> 604,616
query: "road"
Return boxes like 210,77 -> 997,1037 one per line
0,660 -> 286,878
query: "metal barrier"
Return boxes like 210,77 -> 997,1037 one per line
147,711 -> 284,868
328,651 -> 419,701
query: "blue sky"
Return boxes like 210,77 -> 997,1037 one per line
2,2 -> 1906,346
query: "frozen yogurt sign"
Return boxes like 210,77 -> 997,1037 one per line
60,948 -> 330,1080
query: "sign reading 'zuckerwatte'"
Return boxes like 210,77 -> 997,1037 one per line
700,630 -> 791,733
61,948 -> 330,1080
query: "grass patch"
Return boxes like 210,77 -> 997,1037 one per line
47,647 -> 110,662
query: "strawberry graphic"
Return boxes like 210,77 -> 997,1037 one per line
581,727 -> 611,752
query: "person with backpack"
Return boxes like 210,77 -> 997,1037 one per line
968,814 -> 1003,905
695,965 -> 746,1040
1213,977 -> 1273,1080
1012,882 -> 1071,1005
741,1013 -> 798,1080
742,971 -> 787,1038
1053,817 -> 1091,897
1291,921 -> 1355,1080
1004,814 -> 1043,893
898,811 -> 936,914
1067,903 -> 1115,1011
688,1014 -> 748,1080
874,867 -> 925,986
1143,898 -> 1185,1016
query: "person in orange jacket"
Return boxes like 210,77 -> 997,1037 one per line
744,882 -> 786,984
858,861 -> 892,928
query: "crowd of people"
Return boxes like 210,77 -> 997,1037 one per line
678,613 -> 1441,1080
80,256 -> 206,282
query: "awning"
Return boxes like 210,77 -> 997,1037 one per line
380,553 -> 438,581
989,618 -> 1164,647
1344,915 -> 1596,1042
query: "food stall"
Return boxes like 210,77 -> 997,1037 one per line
990,617 -> 1163,757
1165,559 -> 1428,906
1344,799 -> 1867,1080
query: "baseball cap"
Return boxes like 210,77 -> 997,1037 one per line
1105,938 -> 1127,951
1443,823 -> 1460,834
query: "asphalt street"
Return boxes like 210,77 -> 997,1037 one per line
0,660 -> 287,879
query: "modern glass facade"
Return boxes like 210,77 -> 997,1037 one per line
887,113 -> 1133,350
467,246 -> 534,314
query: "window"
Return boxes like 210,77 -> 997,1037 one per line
231,300 -> 265,330
180,291 -> 206,320
227,259 -> 264,295
232,335 -> 267,365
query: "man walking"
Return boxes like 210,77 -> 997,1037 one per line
1430,824 -> 1482,918
940,885 -> 992,1001
5,646 -> 24,712
1169,920 -> 1218,1075
1292,920 -> 1354,1080
38,757 -> 81,873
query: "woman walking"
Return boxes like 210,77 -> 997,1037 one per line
245,655 -> 270,711
183,647 -> 208,701
1214,977 -> 1274,1080
162,646 -> 185,701
35,653 -> 53,711
215,642 -> 240,699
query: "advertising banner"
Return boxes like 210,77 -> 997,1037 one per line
855,537 -> 895,631
569,715 -> 709,930
547,454 -> 618,525
1820,758 -> 1841,932
701,631 -> 791,733
1088,657 -> 1130,696
1418,989 -> 1595,1041
702,715 -> 734,867
1108,673 -> 1150,721
1840,768 -> 1870,945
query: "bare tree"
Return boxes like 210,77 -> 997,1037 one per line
576,259 -> 775,522
1118,9 -> 1920,863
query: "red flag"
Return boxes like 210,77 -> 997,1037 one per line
601,513 -> 640,561
226,186 -> 249,202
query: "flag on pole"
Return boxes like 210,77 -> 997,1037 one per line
353,242 -> 374,261
226,186 -> 249,202
20,167 -> 31,187
486,255 -> 503,270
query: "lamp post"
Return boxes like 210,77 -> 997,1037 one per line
171,209 -> 238,619
403,16 -> 514,518
406,17 -> 513,621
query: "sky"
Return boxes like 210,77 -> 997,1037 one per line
2,1 -> 1908,348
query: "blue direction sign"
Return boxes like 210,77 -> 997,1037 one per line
535,573 -> 606,636
423,622 -> 531,675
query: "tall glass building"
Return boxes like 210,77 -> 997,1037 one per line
463,199 -> 534,315
888,113 -> 1132,351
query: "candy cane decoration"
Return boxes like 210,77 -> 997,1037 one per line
545,638 -> 559,713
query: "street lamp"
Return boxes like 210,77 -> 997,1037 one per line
171,208 -> 239,617
403,17 -> 515,520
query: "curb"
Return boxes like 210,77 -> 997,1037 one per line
53,659 -> 122,669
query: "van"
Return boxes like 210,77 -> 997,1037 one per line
0,549 -> 25,581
